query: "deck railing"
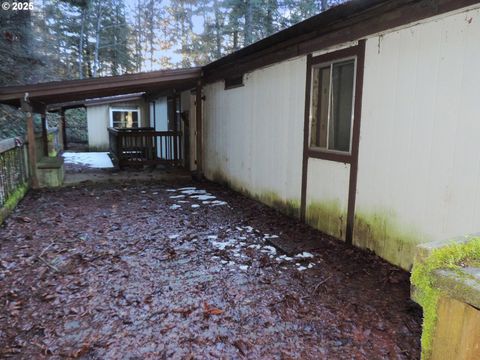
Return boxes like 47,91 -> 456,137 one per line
0,137 -> 29,208
108,127 -> 183,168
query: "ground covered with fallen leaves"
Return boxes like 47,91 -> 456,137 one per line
0,181 -> 422,359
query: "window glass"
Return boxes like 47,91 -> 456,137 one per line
330,60 -> 355,152
111,110 -> 139,128
310,59 -> 355,152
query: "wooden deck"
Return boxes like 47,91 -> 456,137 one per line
108,127 -> 183,169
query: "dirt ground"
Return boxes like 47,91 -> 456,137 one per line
0,180 -> 422,359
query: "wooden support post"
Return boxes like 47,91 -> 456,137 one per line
41,113 -> 48,156
60,108 -> 67,150
195,81 -> 203,176
21,98 -> 39,189
172,94 -> 178,162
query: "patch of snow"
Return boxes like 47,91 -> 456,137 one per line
297,266 -> 307,271
295,252 -> 315,258
244,226 -> 254,233
191,204 -> 200,208
248,244 -> 261,250
181,189 -> 207,195
263,234 -> 279,239
261,246 -> 277,255
239,265 -> 249,271
210,200 -> 227,206
207,235 -> 218,240
168,234 -> 179,239
177,200 -> 189,203
166,189 -> 177,192
209,238 -> 237,250
308,263 -> 314,269
190,194 -> 216,201
169,204 -> 181,210
170,195 -> 185,199
62,152 -> 113,168
277,255 -> 294,261
177,187 -> 197,191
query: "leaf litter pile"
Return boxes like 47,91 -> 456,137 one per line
0,181 -> 421,358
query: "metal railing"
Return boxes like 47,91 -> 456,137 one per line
108,127 -> 183,168
0,137 -> 29,208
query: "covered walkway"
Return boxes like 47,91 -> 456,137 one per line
0,68 -> 203,188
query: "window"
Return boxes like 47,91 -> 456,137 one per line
110,108 -> 140,128
224,74 -> 244,90
310,58 -> 355,153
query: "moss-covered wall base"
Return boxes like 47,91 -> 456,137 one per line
208,170 -> 300,218
353,210 -> 425,270
0,184 -> 29,225
305,200 -> 347,241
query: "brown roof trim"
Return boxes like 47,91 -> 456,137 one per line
47,100 -> 86,112
0,67 -> 201,107
203,0 -> 480,82
84,92 -> 145,107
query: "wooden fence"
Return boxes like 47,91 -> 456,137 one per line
0,137 -> 29,209
108,127 -> 183,168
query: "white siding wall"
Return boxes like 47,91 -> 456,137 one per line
202,5 -> 480,269
203,57 -> 306,212
306,159 -> 350,240
354,6 -> 480,268
86,105 -> 109,150
86,100 -> 148,151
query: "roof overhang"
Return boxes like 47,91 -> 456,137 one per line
0,67 -> 201,110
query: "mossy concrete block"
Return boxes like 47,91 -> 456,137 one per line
37,156 -> 65,188
0,184 -> 28,225
414,234 -> 480,266
412,234 -> 480,303
432,267 -> 480,309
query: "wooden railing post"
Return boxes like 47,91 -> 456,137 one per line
41,113 -> 48,157
60,108 -> 67,150
196,81 -> 203,176
21,98 -> 39,189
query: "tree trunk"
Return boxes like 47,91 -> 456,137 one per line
78,6 -> 87,79
320,0 -> 329,12
244,0 -> 253,45
93,2 -> 102,77
213,0 -> 222,59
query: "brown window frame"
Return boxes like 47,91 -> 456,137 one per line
305,44 -> 364,164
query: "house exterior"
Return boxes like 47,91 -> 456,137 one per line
198,0 -> 480,271
85,93 -> 149,151
1,0 -> 479,272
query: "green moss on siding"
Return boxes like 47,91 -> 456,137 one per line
306,200 -> 346,240
411,238 -> 480,359
353,211 -> 424,270
0,183 -> 28,225
255,191 -> 300,218
208,169 -> 300,218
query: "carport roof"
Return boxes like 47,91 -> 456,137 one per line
0,67 -> 201,110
